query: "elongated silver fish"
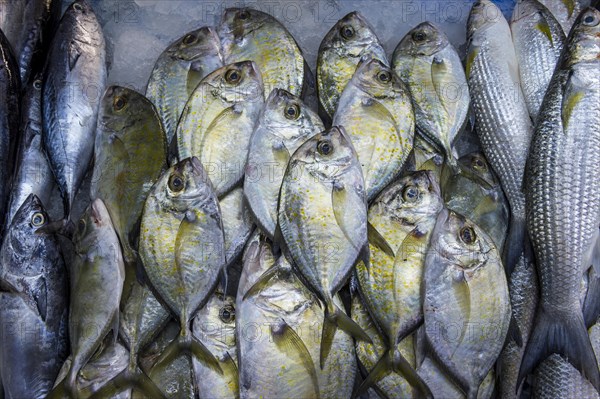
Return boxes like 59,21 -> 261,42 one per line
0,195 -> 68,399
520,8 -> 600,390
42,0 -> 107,218
393,21 -> 470,167
4,76 -> 53,230
317,12 -> 387,123
146,26 -> 223,144
466,0 -> 534,275
511,0 -> 566,121
277,126 -> 371,367
539,0 -> 592,33
244,89 -> 324,239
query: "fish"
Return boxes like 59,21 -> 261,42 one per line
176,61 -> 264,197
423,209 -> 511,399
219,8 -> 307,100
0,26 -> 21,239
49,198 -> 125,398
220,187 -> 255,265
238,234 -> 356,399
146,26 -> 223,144
0,194 -> 68,399
42,0 -> 107,218
532,354 -> 599,398
244,88 -> 324,239
332,58 -> 414,202
392,21 -> 470,168
54,342 -> 131,399
351,293 -> 417,398
317,11 -> 387,123
90,85 -> 168,298
138,157 -> 226,374
354,171 -> 443,397
0,0 -> 62,84
443,152 -> 510,250
192,290 -> 238,399
519,7 -> 600,390
511,0 -> 566,121
538,0 -> 592,33
4,75 -> 53,230
466,0 -> 535,275
275,125 -> 371,367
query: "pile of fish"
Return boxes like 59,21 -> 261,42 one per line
0,0 -> 598,398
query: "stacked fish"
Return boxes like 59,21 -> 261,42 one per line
0,0 -> 598,398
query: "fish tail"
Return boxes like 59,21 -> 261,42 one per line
354,348 -> 432,399
152,329 -> 223,376
85,367 -> 166,399
502,217 -> 530,276
320,302 -> 372,369
517,304 -> 600,392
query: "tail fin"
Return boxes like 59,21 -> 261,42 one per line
354,348 -> 433,399
517,304 -> 600,392
320,303 -> 372,369
85,367 -> 166,399
152,329 -> 223,376
502,217 -> 528,276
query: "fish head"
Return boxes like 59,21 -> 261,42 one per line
168,26 -> 221,62
371,170 -> 443,225
320,12 -> 382,58
458,152 -> 499,188
203,61 -> 264,104
73,198 -> 115,253
3,195 -> 54,270
396,22 -> 449,57
291,126 -> 359,182
511,0 -> 545,24
194,290 -> 236,348
353,57 -> 405,99
220,8 -> 271,41
99,85 -> 150,132
467,0 -> 505,38
567,8 -> 600,65
65,0 -> 102,35
263,88 -> 322,132
431,209 -> 497,272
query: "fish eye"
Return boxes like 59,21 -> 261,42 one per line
113,95 -> 127,111
412,31 -> 426,42
459,226 -> 477,245
182,33 -> 196,45
317,140 -> 333,155
583,13 -> 599,26
402,185 -> 420,202
238,10 -> 250,20
225,69 -> 241,84
73,3 -> 83,11
31,212 -> 45,227
377,70 -> 392,83
340,25 -> 355,40
33,79 -> 42,90
284,103 -> 300,120
168,173 -> 185,193
471,155 -> 487,171
219,305 -> 235,323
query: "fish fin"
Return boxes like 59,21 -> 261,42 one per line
272,223 -> 284,257
403,149 -> 417,173
358,243 -> 370,273
562,0 -> 575,17
271,319 -> 320,399
368,221 -> 395,258
517,305 -> 600,392
68,46 -> 81,71
32,277 -> 47,322
584,232 -> 600,327
223,351 -> 238,378
507,314 -> 523,348
86,367 -> 166,399
355,349 -> 433,399
152,332 -> 223,376
561,72 -> 584,132
321,303 -> 372,368
465,47 -> 478,77
535,21 -> 554,46
502,217 -> 528,276
242,264 -> 279,300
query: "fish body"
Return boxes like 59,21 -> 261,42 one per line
176,61 -> 263,197
393,21 -> 470,166
220,187 -> 254,263
333,59 -> 414,202
146,26 -> 223,143
244,88 -> 324,239
520,7 -> 600,390
42,0 -> 107,217
539,0 -> 592,33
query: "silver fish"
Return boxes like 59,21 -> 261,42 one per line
538,0 -> 592,33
